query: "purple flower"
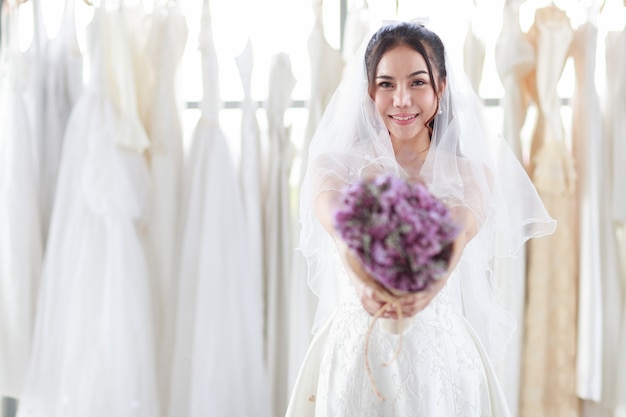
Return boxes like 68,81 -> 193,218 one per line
334,174 -> 460,293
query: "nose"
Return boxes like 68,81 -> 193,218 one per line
393,86 -> 412,108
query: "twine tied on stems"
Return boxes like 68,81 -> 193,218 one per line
364,294 -> 405,402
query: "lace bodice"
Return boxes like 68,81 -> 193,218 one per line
311,245 -> 495,416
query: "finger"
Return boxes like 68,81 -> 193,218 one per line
368,287 -> 395,304
362,285 -> 379,301
362,298 -> 388,317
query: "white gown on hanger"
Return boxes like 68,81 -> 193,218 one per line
16,8 -> 159,417
0,3 -> 43,400
493,5 -> 534,415
574,18 -> 623,417
604,25 -> 626,417
234,36 -> 265,338
140,4 -> 188,407
570,21 -> 608,402
287,2 -> 345,396
264,51 -> 297,417
167,3 -> 270,416
40,0 -> 83,241
463,15 -> 485,94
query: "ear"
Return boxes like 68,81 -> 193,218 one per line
438,78 -> 447,99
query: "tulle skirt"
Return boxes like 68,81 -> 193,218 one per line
17,90 -> 159,417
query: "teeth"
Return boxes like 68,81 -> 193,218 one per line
393,115 -> 415,121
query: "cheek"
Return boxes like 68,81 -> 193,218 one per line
420,94 -> 438,113
373,94 -> 390,115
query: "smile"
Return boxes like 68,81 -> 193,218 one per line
391,114 -> 417,121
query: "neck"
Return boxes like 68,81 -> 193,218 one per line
393,138 -> 430,179
393,137 -> 430,163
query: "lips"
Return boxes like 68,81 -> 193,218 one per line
390,114 -> 417,121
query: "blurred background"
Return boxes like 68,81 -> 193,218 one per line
1,0 -> 625,417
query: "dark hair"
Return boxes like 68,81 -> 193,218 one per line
365,22 -> 446,98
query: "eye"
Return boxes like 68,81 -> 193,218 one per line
412,79 -> 427,87
378,81 -> 393,88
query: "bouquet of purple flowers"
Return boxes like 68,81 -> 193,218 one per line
334,174 -> 460,295
334,174 -> 460,401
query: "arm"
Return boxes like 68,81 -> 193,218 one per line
315,187 -> 479,319
314,189 -> 396,316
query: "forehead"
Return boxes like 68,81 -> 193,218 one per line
376,44 -> 429,76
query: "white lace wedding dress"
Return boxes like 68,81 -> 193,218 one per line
286,247 -> 511,417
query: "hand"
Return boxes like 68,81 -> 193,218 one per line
366,279 -> 447,319
343,246 -> 448,318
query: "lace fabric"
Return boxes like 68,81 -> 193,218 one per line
301,248 -> 496,416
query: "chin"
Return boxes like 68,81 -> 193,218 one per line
391,131 -> 420,142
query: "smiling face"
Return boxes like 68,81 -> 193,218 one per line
371,43 -> 442,149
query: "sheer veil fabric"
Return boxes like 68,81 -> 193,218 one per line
298,21 -> 556,365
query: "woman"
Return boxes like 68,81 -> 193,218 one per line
287,21 -> 555,416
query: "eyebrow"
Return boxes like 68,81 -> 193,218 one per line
375,70 -> 429,80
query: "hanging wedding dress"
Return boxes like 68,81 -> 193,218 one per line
340,0 -> 369,64
235,39 -> 264,247
0,1 -> 43,400
463,10 -> 485,94
604,21 -> 626,417
571,16 -> 622,417
16,6 -> 159,417
264,52 -> 297,417
493,3 -> 534,415
495,0 -> 532,161
302,0 -> 344,177
287,0 -> 345,396
571,17 -> 602,405
519,6 -> 579,417
167,2 -> 270,416
234,34 -> 270,402
40,0 -> 83,241
140,3 -> 188,407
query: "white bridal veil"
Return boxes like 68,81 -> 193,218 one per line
298,21 -> 555,362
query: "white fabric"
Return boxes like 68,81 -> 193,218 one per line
139,4 -> 188,408
287,1 -> 345,403
40,0 -> 83,241
235,38 -> 265,296
287,249 -> 512,417
494,3 -> 533,161
264,52 -> 297,417
167,3 -> 270,416
463,19 -> 485,94
492,6 -> 533,414
0,3 -> 43,399
290,21 -> 555,416
605,27 -> 626,417
301,0 -> 344,182
234,38 -> 268,407
571,20 -> 605,403
16,7 -> 159,417
607,27 -> 626,225
616,223 -> 626,417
